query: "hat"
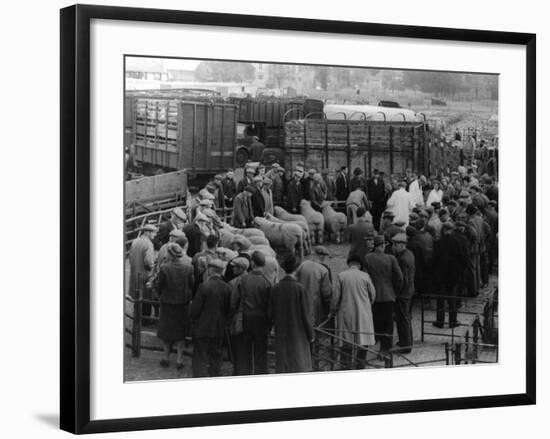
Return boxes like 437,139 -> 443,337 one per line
214,174 -> 223,180
431,201 -> 441,209
169,229 -> 186,238
271,163 -> 280,169
293,170 -> 303,178
194,212 -> 209,223
278,167 -> 285,172
172,207 -> 187,221
208,258 -> 227,271
373,235 -> 386,247
391,233 -> 407,244
409,212 -> 419,221
406,226 -> 417,237
167,243 -> 183,258
414,218 -> 426,230
470,185 -> 481,192
142,224 -> 158,232
419,210 -> 429,219
312,173 -> 323,183
364,230 -> 376,239
394,220 -> 406,228
308,168 -> 316,175
199,199 -> 213,207
412,207 -> 422,214
244,185 -> 255,193
231,257 -> 250,271
253,176 -> 263,182
459,190 -> 470,198
295,165 -> 305,173
447,200 -> 458,207
438,208 -> 449,217
245,167 -> 255,174
313,245 -> 330,256
382,210 -> 395,219
466,204 -> 478,215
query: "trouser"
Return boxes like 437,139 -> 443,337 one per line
373,302 -> 394,351
465,255 -> 478,297
435,285 -> 459,325
192,337 -> 223,377
234,315 -> 269,375
346,204 -> 358,225
480,251 -> 489,286
371,202 -> 385,231
394,297 -> 413,350
341,345 -> 368,370
488,237 -> 498,274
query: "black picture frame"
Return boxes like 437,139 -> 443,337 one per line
60,4 -> 536,434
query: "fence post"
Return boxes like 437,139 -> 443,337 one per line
384,352 -> 393,368
131,274 -> 143,358
454,343 -> 462,365
472,316 -> 480,363
444,342 -> 450,365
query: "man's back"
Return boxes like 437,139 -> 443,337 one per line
364,252 -> 403,302
295,260 -> 331,325
191,276 -> 231,339
240,269 -> 271,318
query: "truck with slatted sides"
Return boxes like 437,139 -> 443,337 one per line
132,98 -> 238,177
284,117 -> 430,177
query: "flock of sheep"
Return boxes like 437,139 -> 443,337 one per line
214,199 -> 348,280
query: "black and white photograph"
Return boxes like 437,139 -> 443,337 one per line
124,56 -> 500,380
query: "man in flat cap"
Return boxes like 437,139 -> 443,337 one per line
295,246 -> 332,328
129,224 -> 158,324
364,235 -> 403,357
232,185 -> 254,228
210,174 -> 226,211
248,176 -> 266,218
237,166 -> 256,194
286,170 -> 304,214
222,169 -> 237,209
321,168 -> 336,201
367,168 -> 387,230
154,207 -> 187,250
266,163 -> 284,206
347,207 -> 375,264
183,212 -> 209,258
261,177 -> 274,216
191,259 -> 232,377
380,210 -> 402,243
335,165 -> 350,202
432,222 -> 468,328
391,233 -> 415,353
270,254 -> 314,373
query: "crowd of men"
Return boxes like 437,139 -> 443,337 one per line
128,160 -> 498,377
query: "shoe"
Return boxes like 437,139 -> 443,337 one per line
449,321 -> 461,329
160,359 -> 169,368
432,322 -> 444,328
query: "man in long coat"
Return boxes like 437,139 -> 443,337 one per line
335,166 -> 350,202
391,233 -> 415,353
386,181 -> 415,227
221,169 -> 237,208
347,207 -> 375,264
129,224 -> 157,324
231,187 -> 254,228
286,171 -> 304,213
294,248 -> 332,327
270,254 -> 313,374
366,169 -> 387,230
331,255 -> 377,369
364,235 -> 403,355
190,259 -> 232,377
407,218 -> 434,299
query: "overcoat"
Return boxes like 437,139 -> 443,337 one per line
332,266 -> 377,346
270,275 -> 313,373
295,260 -> 332,326
128,235 -> 155,299
363,252 -> 403,303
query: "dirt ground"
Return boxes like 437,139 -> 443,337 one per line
124,242 -> 498,382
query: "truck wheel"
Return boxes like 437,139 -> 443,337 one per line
236,147 -> 249,166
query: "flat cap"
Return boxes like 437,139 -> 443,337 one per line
271,162 -> 280,168
391,233 -> 407,244
373,234 -> 386,247
394,220 -> 406,228
141,224 -> 158,232
208,258 -> 227,271
382,210 -> 395,218
231,257 -> 250,271
194,212 -> 209,223
308,168 -> 316,174
167,242 -> 183,258
406,226 -> 418,237
172,207 -> 187,221
199,199 -> 213,206
214,174 -> 223,180
253,176 -> 263,182
245,167 -> 255,173
459,190 -> 470,198
295,165 -> 305,173
169,229 -> 186,238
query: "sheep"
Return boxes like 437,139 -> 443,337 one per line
218,227 -> 238,248
229,226 -> 265,239
274,206 -> 308,224
247,235 -> 270,246
265,213 -> 311,255
252,217 -> 304,259
300,200 -> 325,245
262,256 -> 281,286
320,201 -> 347,243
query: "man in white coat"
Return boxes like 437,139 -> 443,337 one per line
386,181 -> 415,227
408,174 -> 426,207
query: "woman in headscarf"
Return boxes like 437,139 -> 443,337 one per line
156,243 -> 194,370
